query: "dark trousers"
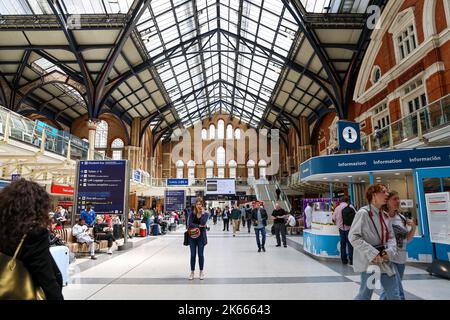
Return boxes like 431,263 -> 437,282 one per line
339,229 -> 353,264
274,223 -> 286,246
247,219 -> 252,233
96,233 -> 116,247
255,227 -> 266,249
223,219 -> 229,231
189,236 -> 205,271
242,216 -> 246,227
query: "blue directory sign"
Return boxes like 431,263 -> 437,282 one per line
133,170 -> 142,183
164,190 -> 185,212
167,178 -> 189,186
337,120 -> 361,151
300,146 -> 450,180
75,160 -> 128,215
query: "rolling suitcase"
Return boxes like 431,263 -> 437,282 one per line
49,245 -> 70,286
151,224 -> 159,235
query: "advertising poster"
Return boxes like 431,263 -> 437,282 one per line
425,192 -> 450,245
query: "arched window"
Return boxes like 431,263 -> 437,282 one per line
187,160 -> 195,182
209,124 -> 215,140
235,128 -> 241,140
111,138 -> 124,160
258,159 -> 267,180
176,160 -> 184,179
206,160 -> 214,178
229,160 -> 237,179
217,120 -> 225,139
247,160 -> 255,178
201,128 -> 208,140
226,124 -> 233,139
95,120 -> 108,149
217,147 -> 225,178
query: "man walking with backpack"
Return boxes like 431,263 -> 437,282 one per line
333,196 -> 355,265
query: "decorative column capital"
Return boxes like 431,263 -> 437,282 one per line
87,119 -> 100,131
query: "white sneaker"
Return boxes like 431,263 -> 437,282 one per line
199,271 -> 205,280
188,272 -> 194,280
107,248 -> 113,254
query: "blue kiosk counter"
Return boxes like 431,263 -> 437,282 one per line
299,146 -> 450,263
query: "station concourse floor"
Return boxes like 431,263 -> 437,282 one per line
64,222 -> 450,300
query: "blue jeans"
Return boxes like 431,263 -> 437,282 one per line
189,236 -> 205,271
145,220 -> 151,236
339,229 -> 353,264
255,227 -> 266,249
355,270 -> 402,300
380,263 -> 406,300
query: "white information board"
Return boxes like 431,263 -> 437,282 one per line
425,192 -> 450,245
205,179 -> 235,195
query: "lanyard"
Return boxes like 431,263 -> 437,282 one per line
368,205 -> 389,245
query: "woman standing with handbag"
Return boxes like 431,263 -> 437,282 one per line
0,179 -> 63,300
187,198 -> 209,280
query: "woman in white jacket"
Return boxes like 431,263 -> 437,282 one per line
349,184 -> 400,300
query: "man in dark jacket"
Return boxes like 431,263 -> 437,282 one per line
222,206 -> 230,232
245,204 -> 253,233
251,202 -> 268,252
231,205 -> 241,237
272,203 -> 288,248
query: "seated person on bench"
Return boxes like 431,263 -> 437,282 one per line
72,218 -> 97,260
94,215 -> 117,255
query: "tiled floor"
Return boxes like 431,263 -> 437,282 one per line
63,223 -> 450,300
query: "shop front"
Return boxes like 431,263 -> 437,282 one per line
48,183 -> 74,213
300,146 -> 450,262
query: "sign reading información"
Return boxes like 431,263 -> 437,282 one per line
75,160 -> 127,215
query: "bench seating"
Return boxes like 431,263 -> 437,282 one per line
54,227 -> 108,254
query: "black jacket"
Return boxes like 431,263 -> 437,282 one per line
251,208 -> 268,227
18,228 -> 64,300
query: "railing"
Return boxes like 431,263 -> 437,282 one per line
361,94 -> 450,151
0,105 -> 89,160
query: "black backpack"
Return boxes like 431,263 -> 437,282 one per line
342,204 -> 356,226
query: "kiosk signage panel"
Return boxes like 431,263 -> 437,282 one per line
300,146 -> 450,180
165,190 -> 185,212
74,160 -> 128,215
337,120 -> 361,151
425,192 -> 450,245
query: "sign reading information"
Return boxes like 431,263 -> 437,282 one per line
75,160 -> 128,215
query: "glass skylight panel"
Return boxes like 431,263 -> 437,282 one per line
137,0 -> 296,128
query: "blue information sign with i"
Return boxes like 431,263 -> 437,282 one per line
337,120 -> 361,151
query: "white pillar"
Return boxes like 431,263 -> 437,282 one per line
87,119 -> 98,160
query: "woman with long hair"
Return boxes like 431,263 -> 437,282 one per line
380,191 -> 416,300
0,179 -> 63,300
348,184 -> 400,300
187,198 -> 209,280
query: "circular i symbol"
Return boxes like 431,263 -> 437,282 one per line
342,126 -> 358,143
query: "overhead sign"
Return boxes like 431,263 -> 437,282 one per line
133,170 -> 142,183
425,192 -> 450,245
164,189 -> 185,212
11,174 -> 21,181
51,184 -> 74,195
300,146 -> 450,180
167,178 -> 189,186
74,160 -> 128,215
205,179 -> 236,195
337,120 -> 361,151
